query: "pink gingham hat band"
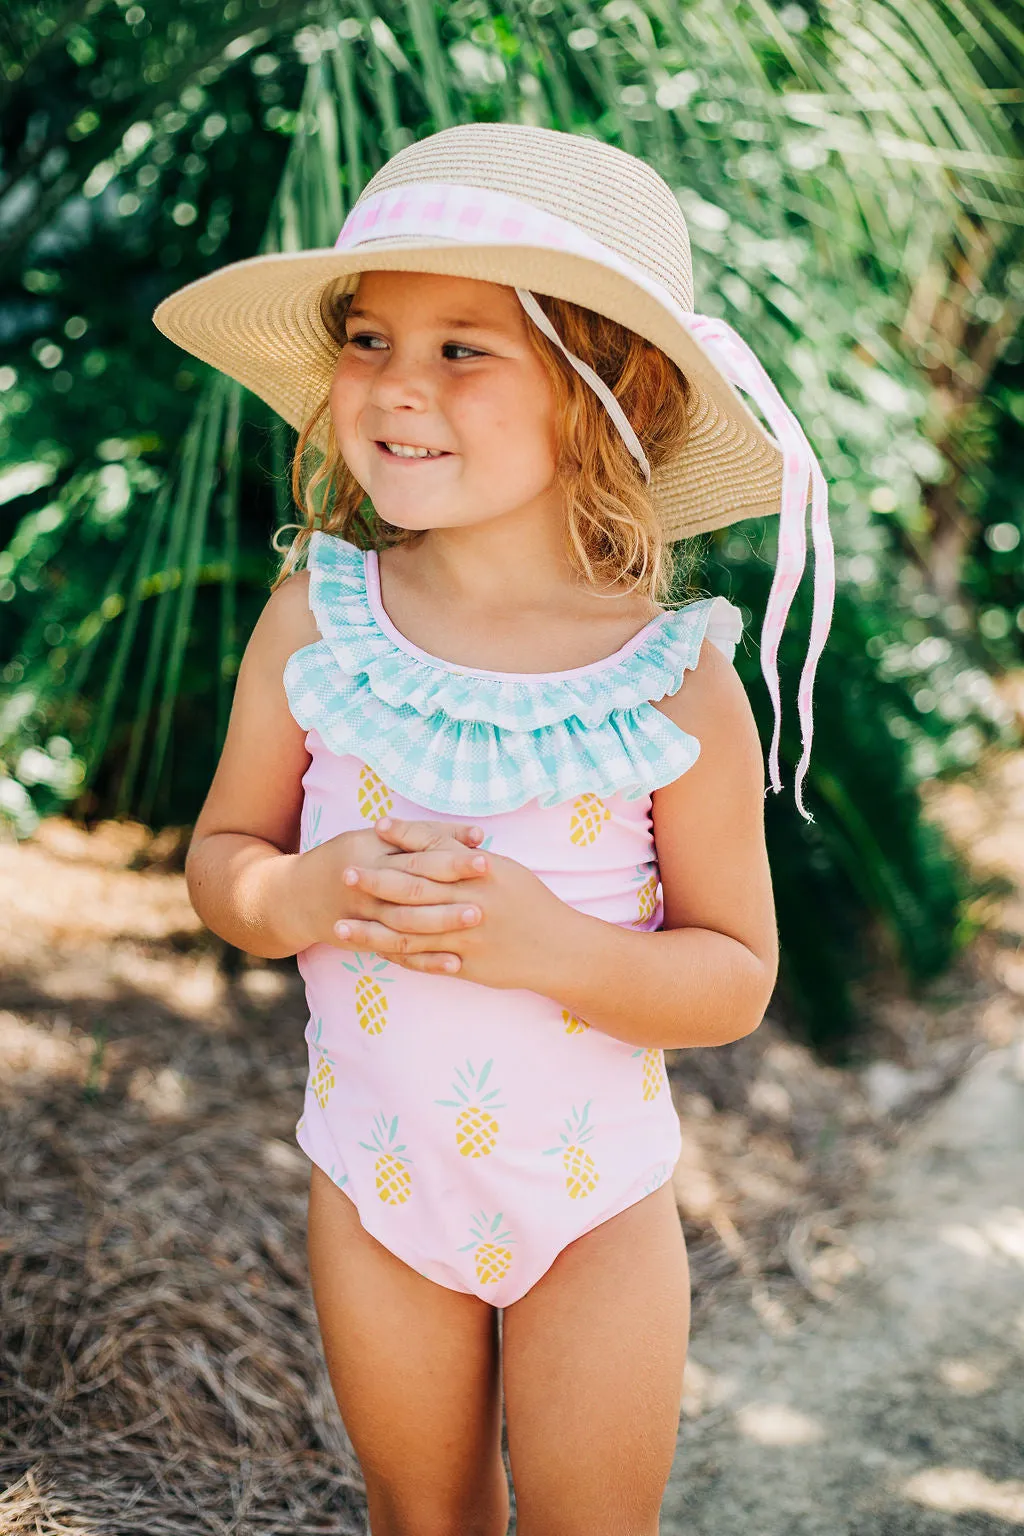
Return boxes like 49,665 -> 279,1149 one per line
334,182 -> 835,823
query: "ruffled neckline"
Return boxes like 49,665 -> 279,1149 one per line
301,531 -> 741,732
363,545 -> 677,685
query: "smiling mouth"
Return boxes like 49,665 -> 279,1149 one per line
376,441 -> 450,460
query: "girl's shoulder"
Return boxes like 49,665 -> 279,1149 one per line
229,561 -> 319,694
652,616 -> 755,740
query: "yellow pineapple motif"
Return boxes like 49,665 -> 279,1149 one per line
358,1113 -> 413,1205
542,1102 -> 600,1199
458,1210 -> 515,1286
357,764 -> 393,822
633,1046 -> 665,1101
562,1008 -> 591,1035
308,1017 -> 335,1108
633,863 -> 660,927
569,792 -> 611,847
342,952 -> 392,1035
436,1059 -> 505,1158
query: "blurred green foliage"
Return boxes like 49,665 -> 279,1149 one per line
2,0 -> 1023,1054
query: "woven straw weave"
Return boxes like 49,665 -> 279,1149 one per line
360,124 -> 696,313
153,122 -> 785,538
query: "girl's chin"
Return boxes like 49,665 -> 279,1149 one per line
372,507 -> 479,531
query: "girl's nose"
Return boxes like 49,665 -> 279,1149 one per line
368,350 -> 432,412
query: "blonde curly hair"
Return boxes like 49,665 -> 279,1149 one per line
272,279 -> 703,603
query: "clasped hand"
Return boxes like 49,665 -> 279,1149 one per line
304,815 -> 567,989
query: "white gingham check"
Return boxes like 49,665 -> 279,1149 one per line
282,533 -> 744,817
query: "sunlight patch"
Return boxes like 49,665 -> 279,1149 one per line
903,1467 -> 1024,1522
734,1402 -> 824,1446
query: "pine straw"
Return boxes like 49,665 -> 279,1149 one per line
0,815 -> 368,1532
0,1074 -> 366,1534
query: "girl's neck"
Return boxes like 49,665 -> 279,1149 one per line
374,490 -> 660,676
394,495 -> 580,610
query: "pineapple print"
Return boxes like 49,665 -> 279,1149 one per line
357,764 -> 393,822
308,1017 -> 335,1109
342,952 -> 392,1035
569,793 -> 611,847
458,1210 -> 515,1286
436,1059 -> 505,1158
562,1008 -> 591,1035
632,863 -> 659,927
633,1046 -> 666,1101
542,1102 -> 601,1199
300,800 -> 323,853
358,1113 -> 413,1205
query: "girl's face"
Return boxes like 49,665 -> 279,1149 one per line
329,270 -> 561,531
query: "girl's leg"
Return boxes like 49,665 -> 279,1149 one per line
307,1165 -> 509,1536
501,1181 -> 689,1536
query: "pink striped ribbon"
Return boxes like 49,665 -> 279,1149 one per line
334,182 -> 835,822
679,316 -> 835,822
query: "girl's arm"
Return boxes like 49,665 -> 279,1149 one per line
185,571 -> 318,958
538,635 -> 778,1048
186,573 -> 485,960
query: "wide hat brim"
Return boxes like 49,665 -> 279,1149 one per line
153,237 -> 784,541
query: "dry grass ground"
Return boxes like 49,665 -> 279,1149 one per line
2,696 -> 1023,1532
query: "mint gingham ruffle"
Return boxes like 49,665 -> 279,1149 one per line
282,532 -> 744,816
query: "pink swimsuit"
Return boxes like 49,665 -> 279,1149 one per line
284,532 -> 743,1306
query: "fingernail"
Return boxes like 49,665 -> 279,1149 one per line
335,922 -> 350,939
471,856 -> 487,872
444,958 -> 459,973
462,907 -> 479,924
470,826 -> 484,841
376,816 -> 392,830
342,867 -> 359,886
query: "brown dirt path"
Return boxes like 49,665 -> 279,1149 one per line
665,1041 -> 1024,1534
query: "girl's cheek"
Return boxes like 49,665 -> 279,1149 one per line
330,375 -> 366,438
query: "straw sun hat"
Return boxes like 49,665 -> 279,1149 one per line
153,121 -> 834,819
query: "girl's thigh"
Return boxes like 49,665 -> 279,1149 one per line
306,1165 -> 509,1536
501,1181 -> 689,1536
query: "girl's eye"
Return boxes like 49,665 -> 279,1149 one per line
343,334 -> 484,359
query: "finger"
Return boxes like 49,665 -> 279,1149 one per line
331,920 -> 465,965
371,900 -> 481,935
375,816 -> 485,852
399,952 -> 463,975
383,848 -> 488,884
342,864 -> 463,906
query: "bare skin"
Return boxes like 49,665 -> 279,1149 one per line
307,1166 -> 510,1536
186,270 -> 776,1531
308,1169 -> 689,1536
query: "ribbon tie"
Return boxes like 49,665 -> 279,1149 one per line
677,316 -> 835,823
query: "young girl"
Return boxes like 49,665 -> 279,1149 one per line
155,124 -> 833,1535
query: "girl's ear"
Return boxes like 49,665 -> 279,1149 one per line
320,281 -> 357,348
